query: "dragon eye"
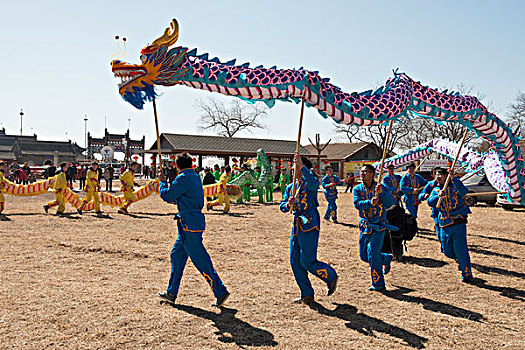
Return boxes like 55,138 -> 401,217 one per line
140,54 -> 148,63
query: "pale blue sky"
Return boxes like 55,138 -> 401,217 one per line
0,0 -> 523,151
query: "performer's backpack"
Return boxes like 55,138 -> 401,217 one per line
382,204 -> 418,259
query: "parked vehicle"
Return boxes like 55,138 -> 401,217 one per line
497,194 -> 525,211
461,174 -> 497,206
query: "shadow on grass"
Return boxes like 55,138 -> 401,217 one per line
384,285 -> 484,322
471,263 -> 525,279
56,213 -> 81,220
469,234 -> 525,246
130,212 -> 176,217
170,304 -> 278,347
398,256 -> 447,268
206,211 -> 255,218
309,302 -> 427,349
334,221 -> 358,228
2,212 -> 44,217
470,278 -> 525,301
469,245 -> 518,260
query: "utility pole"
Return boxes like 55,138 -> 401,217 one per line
308,133 -> 331,172
84,114 -> 88,159
19,108 -> 24,136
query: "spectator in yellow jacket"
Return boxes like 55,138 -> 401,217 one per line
44,162 -> 69,215
207,165 -> 232,213
0,161 -> 7,216
118,161 -> 139,214
78,162 -> 102,215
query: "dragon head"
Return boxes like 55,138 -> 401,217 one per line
111,19 -> 189,109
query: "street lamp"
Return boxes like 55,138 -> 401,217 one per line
19,108 -> 24,136
84,114 -> 88,158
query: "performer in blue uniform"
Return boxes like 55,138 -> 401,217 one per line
382,164 -> 403,206
322,166 -> 340,223
353,164 -> 396,291
419,167 -> 440,241
427,167 -> 473,283
400,163 -> 427,218
157,153 -> 230,306
280,154 -> 338,304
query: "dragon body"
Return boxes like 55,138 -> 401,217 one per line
373,138 -> 509,195
111,19 -> 525,204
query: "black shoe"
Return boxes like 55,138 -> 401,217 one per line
77,209 -> 82,215
157,291 -> 176,305
327,276 -> 338,296
462,277 -> 474,284
332,218 -> 338,224
43,205 -> 49,213
293,295 -> 314,304
368,285 -> 386,292
212,291 -> 230,307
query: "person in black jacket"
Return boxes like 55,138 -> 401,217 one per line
202,167 -> 216,203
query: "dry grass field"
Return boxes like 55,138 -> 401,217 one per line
0,184 -> 523,349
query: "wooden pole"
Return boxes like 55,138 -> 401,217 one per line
291,94 -> 307,200
152,98 -> 163,170
464,191 -> 506,197
414,152 -> 433,172
375,120 -> 394,187
437,130 -> 469,208
460,167 -> 484,182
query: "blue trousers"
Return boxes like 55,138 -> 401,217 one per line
290,223 -> 337,297
433,217 -> 440,241
359,229 -> 392,288
439,223 -> 473,280
167,221 -> 227,298
324,198 -> 337,220
406,203 -> 419,219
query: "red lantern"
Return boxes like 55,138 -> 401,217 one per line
133,156 -> 139,160
280,160 -> 284,163
324,161 -> 329,165
192,158 -> 196,162
169,155 -> 175,160
150,155 -> 156,160
192,164 -> 196,168
288,162 -> 292,166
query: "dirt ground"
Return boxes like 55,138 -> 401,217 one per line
0,184 -> 523,349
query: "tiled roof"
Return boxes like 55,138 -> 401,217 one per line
16,140 -> 84,154
304,142 -> 370,160
0,151 -> 16,160
150,134 -> 312,157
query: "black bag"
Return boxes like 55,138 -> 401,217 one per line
382,204 -> 419,258
403,213 -> 418,241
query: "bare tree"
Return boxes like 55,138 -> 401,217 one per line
195,98 -> 268,137
507,91 -> 525,137
333,118 -> 411,154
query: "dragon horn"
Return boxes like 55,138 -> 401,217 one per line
150,19 -> 179,48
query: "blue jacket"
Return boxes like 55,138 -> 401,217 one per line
280,166 -> 320,232
382,174 -> 402,201
160,168 -> 206,232
322,174 -> 340,199
401,173 -> 428,206
353,181 -> 395,233
427,177 -> 471,227
419,180 -> 438,218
